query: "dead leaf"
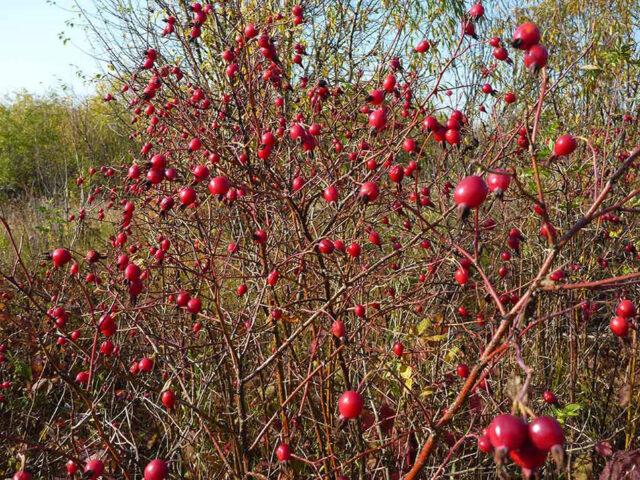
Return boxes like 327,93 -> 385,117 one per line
573,453 -> 593,480
595,441 -> 614,457
618,383 -> 631,407
31,377 -> 53,395
600,449 -> 640,479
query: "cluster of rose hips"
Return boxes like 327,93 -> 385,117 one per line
291,4 -> 304,26
460,2 -> 485,39
161,3 -> 212,40
478,413 -> 565,477
610,299 -> 636,337
187,2 -> 210,40
463,6 -> 546,73
12,454 -> 169,479
364,64 -> 427,136
423,109 -> 468,146
511,22 -> 548,72
453,169 -> 514,218
449,172 -> 511,285
460,9 -> 581,161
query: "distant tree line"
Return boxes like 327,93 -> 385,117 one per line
0,92 -> 129,198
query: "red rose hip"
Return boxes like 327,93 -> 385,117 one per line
488,414 -> 528,451
338,390 -> 364,419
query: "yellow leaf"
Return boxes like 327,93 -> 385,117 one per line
420,388 -> 434,397
424,334 -> 447,342
399,364 -> 413,390
445,346 -> 460,363
416,318 -> 431,335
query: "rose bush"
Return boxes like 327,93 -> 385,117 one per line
1,0 -> 640,478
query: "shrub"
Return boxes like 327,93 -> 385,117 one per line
0,0 -> 639,478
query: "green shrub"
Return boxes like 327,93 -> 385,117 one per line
0,92 -> 128,197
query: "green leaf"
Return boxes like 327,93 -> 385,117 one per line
551,403 -> 581,424
13,359 -> 31,380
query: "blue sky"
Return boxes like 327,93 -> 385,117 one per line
0,0 -> 98,97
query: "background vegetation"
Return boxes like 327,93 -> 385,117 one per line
0,92 -> 127,198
